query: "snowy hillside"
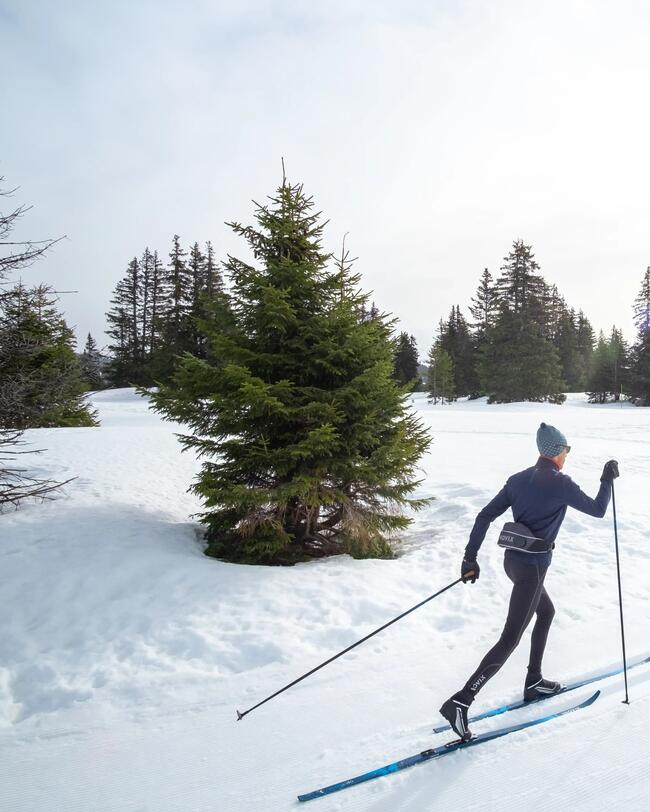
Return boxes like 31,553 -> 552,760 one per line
1,389 -> 649,812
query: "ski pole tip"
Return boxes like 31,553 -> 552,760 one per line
236,709 -> 244,721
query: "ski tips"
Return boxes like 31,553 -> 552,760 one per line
581,689 -> 600,707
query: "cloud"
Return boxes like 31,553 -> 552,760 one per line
1,0 -> 649,352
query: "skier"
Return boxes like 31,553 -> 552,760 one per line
439,422 -> 619,741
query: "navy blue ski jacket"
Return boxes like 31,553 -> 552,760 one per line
465,456 -> 612,567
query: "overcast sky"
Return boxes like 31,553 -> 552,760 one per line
2,0 -> 649,354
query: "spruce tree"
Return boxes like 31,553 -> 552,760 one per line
0,284 -> 97,428
555,307 -> 580,390
575,311 -> 595,390
437,306 -> 478,397
629,267 -> 650,405
609,326 -> 629,401
166,234 -> 191,340
194,240 -> 226,360
80,332 -> 104,390
204,241 -> 222,299
587,327 -> 628,403
588,331 -> 614,403
495,240 -> 546,316
543,284 -> 565,342
187,241 -> 206,356
148,249 -> 164,357
469,268 -> 497,343
143,177 -> 431,564
106,257 -> 146,386
479,240 -> 565,403
165,234 -> 194,348
426,344 -> 455,404
393,332 -> 420,390
149,235 -> 194,380
140,247 -> 154,366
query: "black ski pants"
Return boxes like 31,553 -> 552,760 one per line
462,555 -> 555,701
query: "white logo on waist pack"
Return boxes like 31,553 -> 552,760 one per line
497,521 -> 554,554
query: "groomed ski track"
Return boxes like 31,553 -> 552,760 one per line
1,390 -> 649,811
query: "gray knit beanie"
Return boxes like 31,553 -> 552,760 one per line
536,422 -> 568,458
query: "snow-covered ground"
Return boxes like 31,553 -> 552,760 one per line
1,389 -> 649,812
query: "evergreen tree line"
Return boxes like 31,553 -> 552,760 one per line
393,241 -> 650,406
105,237 -> 224,386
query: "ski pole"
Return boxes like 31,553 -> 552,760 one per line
612,480 -> 630,704
236,575 -> 466,721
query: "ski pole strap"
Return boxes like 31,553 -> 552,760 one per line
236,576 -> 464,721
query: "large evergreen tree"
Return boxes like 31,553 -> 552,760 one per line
393,332 -> 420,390
0,283 -> 97,428
479,240 -> 566,403
143,177 -> 431,564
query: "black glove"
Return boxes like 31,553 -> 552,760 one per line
601,460 -> 620,482
461,554 -> 480,584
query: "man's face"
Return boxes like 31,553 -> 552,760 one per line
557,446 -> 570,469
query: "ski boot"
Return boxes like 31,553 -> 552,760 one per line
524,675 -> 562,703
439,692 -> 473,741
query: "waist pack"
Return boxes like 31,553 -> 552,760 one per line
497,521 -> 554,554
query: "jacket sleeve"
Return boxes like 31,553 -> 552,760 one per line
465,484 -> 511,558
563,476 -> 612,518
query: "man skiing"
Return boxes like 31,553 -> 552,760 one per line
439,422 -> 619,741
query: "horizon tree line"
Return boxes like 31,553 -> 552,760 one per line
105,237 -> 224,387
392,241 -> 650,407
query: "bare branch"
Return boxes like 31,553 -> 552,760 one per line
0,429 -> 73,511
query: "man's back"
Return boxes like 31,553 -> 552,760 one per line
466,456 -> 612,566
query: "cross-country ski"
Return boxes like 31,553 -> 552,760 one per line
298,691 -> 600,802
432,655 -> 650,734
